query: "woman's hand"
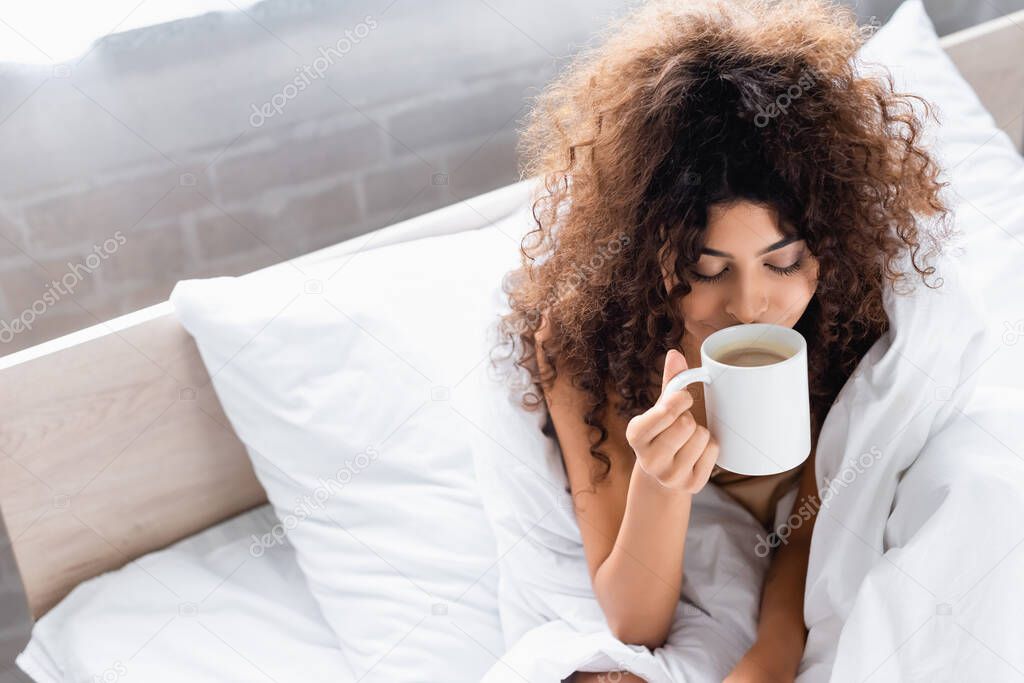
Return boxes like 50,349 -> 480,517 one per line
625,348 -> 719,493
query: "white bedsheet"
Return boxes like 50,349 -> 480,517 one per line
17,505 -> 357,683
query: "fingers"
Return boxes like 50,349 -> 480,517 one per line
648,411 -> 701,464
628,346 -> 720,493
662,431 -> 719,491
670,421 -> 712,470
641,417 -> 719,490
626,390 -> 694,448
626,347 -> 697,449
691,438 -> 720,485
637,412 -> 704,480
660,348 -> 688,395
657,422 -> 708,481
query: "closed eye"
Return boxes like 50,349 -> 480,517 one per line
690,258 -> 804,283
769,260 -> 804,276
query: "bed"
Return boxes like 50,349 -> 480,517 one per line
2,3 -> 1024,681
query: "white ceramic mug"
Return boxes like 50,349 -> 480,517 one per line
664,323 -> 811,475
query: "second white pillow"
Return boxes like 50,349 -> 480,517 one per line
171,217 -> 525,682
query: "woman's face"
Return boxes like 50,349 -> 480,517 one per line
661,201 -> 820,346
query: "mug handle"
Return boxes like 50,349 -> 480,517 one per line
664,367 -> 713,395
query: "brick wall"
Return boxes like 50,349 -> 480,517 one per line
2,0 -> 1003,356
0,0 -> 630,354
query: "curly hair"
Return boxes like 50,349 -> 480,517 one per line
492,0 -> 955,483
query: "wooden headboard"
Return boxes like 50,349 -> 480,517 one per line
1,9 -> 1023,627
940,9 -> 1024,151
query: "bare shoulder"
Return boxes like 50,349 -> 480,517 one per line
533,316 -> 633,474
533,315 -> 635,579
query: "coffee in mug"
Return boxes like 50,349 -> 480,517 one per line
714,343 -> 792,368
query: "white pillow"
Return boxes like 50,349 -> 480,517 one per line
17,506 -> 357,683
857,0 -> 1024,388
170,219 -> 523,681
858,0 -> 1024,206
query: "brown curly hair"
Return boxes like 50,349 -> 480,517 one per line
492,0 -> 955,483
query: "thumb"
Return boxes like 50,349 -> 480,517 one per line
660,348 -> 689,396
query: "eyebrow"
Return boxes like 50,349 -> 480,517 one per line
700,235 -> 800,258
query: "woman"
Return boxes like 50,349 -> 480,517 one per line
494,0 -> 955,680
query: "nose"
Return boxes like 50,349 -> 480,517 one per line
725,282 -> 769,324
